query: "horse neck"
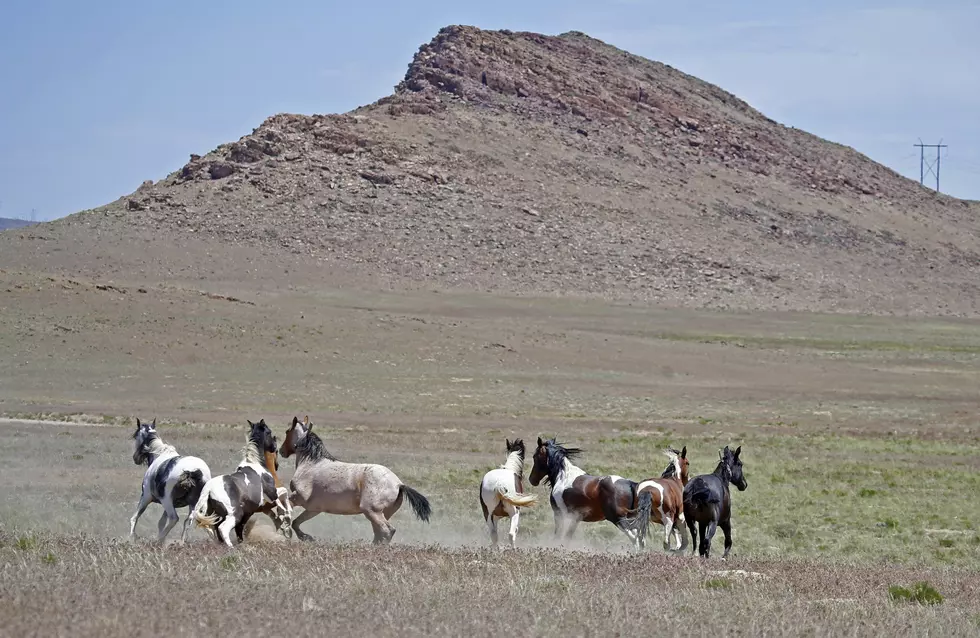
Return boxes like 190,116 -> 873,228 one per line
712,460 -> 732,484
556,457 -> 584,484
501,451 -> 524,477
144,438 -> 177,464
264,450 -> 282,488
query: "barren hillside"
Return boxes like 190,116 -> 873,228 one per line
9,25 -> 980,315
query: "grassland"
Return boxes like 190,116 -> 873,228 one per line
2,282 -> 980,635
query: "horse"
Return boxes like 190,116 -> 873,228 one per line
683,445 -> 748,559
241,418 -> 293,540
279,415 -> 432,544
479,438 -> 539,548
622,446 -> 690,553
190,420 -> 292,547
128,417 -> 212,544
527,436 -> 644,548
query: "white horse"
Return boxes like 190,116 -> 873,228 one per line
129,418 -> 212,544
479,438 -> 538,548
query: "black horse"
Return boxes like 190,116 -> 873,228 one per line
683,445 -> 747,559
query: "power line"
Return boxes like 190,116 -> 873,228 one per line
914,139 -> 947,192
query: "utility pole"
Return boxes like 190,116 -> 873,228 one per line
914,139 -> 947,192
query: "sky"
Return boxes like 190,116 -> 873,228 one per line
1,0 -> 978,221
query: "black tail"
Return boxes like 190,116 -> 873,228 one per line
178,469 -> 204,490
400,485 -> 432,523
623,490 -> 653,541
174,469 -> 205,508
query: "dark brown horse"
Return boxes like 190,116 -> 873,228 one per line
622,446 -> 690,552
527,437 -> 643,548
683,445 -> 747,559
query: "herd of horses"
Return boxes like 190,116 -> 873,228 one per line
130,417 -> 747,558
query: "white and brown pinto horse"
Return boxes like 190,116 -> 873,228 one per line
479,438 -> 538,548
623,446 -> 690,553
527,437 -> 643,548
279,416 -> 432,544
191,420 -> 292,547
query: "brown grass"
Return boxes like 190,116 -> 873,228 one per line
3,530 -> 979,637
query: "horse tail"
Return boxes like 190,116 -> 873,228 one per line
624,489 -> 653,541
496,486 -> 538,508
191,481 -> 220,531
177,469 -> 204,491
400,485 -> 432,523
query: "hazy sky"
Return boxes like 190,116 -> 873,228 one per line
1,0 -> 977,221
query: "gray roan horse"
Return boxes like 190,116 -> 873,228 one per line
279,416 -> 432,544
129,417 -> 212,544
191,420 -> 292,547
683,445 -> 748,559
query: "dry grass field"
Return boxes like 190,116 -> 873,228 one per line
2,277 -> 980,636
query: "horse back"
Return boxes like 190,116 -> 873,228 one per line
683,474 -> 728,519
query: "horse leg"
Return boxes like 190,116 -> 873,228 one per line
687,517 -> 698,555
363,509 -> 395,545
217,516 -> 237,548
156,496 -> 180,545
235,513 -> 254,544
506,506 -> 521,549
662,516 -> 673,552
563,518 -> 580,542
181,504 -> 196,543
291,509 -> 320,542
129,488 -> 153,540
701,519 -> 718,558
486,514 -> 499,548
719,518 -> 733,560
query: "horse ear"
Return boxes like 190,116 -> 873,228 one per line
247,419 -> 254,427
537,437 -> 544,447
505,438 -> 512,448
734,445 -> 741,458
135,417 -> 141,427
151,418 -> 156,428
291,416 -> 299,426
681,446 -> 687,459
303,415 -> 310,425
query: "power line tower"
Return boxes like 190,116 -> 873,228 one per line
914,139 -> 947,192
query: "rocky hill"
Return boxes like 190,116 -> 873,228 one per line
38,25 -> 980,315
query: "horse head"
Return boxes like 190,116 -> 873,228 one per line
248,418 -> 279,470
505,438 -> 526,460
721,445 -> 747,491
528,437 -> 581,487
528,437 -> 550,486
131,417 -> 157,466
280,415 -> 311,459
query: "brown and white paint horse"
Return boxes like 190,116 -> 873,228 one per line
623,446 -> 690,553
479,438 -> 538,548
191,421 -> 292,547
527,437 -> 643,548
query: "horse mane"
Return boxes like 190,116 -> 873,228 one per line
295,429 -> 338,463
240,437 -> 264,466
712,450 -> 733,481
660,448 -> 681,479
135,432 -> 176,465
501,449 -> 525,477
541,440 -> 583,487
